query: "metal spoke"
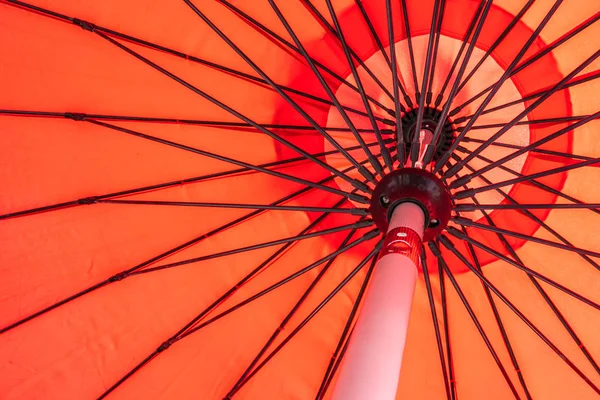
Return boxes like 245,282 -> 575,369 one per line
430,242 -> 522,400
456,203 -> 600,211
385,0 -> 406,166
426,0 -> 446,106
456,114 -> 600,131
225,245 -> 381,397
452,11 -> 600,114
437,0 -> 562,174
422,248 -> 452,400
319,326 -> 355,399
354,0 -> 413,108
300,0 -> 395,102
216,0 -> 393,114
410,0 -> 442,166
399,0 -> 419,101
439,235 -> 600,395
265,0 -> 383,178
438,248 -> 458,400
324,0 -> 394,170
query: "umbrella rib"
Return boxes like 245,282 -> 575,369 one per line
447,49 -> 600,180
185,0 -> 382,181
324,0 -> 394,171
264,0 -> 383,178
410,0 -> 442,166
89,29 -> 374,193
446,228 -> 600,312
354,0 -> 413,108
215,0 -> 393,115
452,148 -> 600,217
454,157 -> 600,200
421,248 -> 452,400
439,235 -> 600,395
437,0 -> 563,175
425,0 -> 446,106
85,118 -> 370,203
0,138 -> 387,221
434,0 -> 486,108
454,0 -> 536,98
99,199 -> 368,215
225,246 -> 380,398
438,251 -> 458,400
319,326 -> 355,399
224,222 -> 374,397
1,0 -> 391,125
133,220 -> 373,276
455,187 -> 600,376
424,0 -> 494,168
314,255 -> 377,399
462,70 -> 600,120
456,114 -> 600,131
430,242 -> 522,400
300,0 -> 395,102
452,11 -> 600,114
399,0 -> 419,102
384,0 -> 407,167
452,216 -> 600,260
0,109 -> 394,133
97,230 -> 379,400
224,217 -> 369,396
0,153 -> 379,335
456,203 -> 600,211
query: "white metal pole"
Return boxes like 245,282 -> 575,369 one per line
331,201 -> 425,400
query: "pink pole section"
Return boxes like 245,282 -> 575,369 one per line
331,202 -> 425,400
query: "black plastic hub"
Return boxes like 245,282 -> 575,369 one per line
399,107 -> 455,162
369,168 -> 452,242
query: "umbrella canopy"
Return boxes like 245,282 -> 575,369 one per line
1,0 -> 600,399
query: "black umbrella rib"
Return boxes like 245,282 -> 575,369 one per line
454,157 -> 600,200
134,220 -> 372,275
226,246 -> 380,398
451,11 -> 600,114
90,29 -> 374,192
319,326 -> 355,399
430,242 -> 522,400
459,136 -> 596,162
354,0 -> 413,108
459,70 -> 600,120
434,0 -> 486,108
454,0 -> 535,98
424,0 -> 493,168
100,199 -> 367,215
421,249 -> 452,400
446,229 -> 600,312
0,138 -> 386,221
0,151 -> 381,335
438,252 -> 458,400
265,0 -> 382,178
97,230 -> 378,399
216,0 -> 393,115
224,217 -> 369,396
0,109 -> 394,133
410,0 -> 442,166
426,0 -> 446,106
439,235 -> 600,396
399,0 -> 419,102
1,0 -> 390,124
453,147 -> 600,217
324,0 -> 394,171
314,254 -> 377,399
185,0 -> 381,181
457,114 -> 600,131
453,216 -> 600,259
300,0 -> 394,102
86,118 -> 369,202
454,188 -> 600,377
385,0 -> 406,166
436,0 -> 562,174
456,203 -> 600,211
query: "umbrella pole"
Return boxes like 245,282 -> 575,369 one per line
331,201 -> 425,400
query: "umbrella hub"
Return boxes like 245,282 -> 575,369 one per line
370,168 -> 452,242
399,106 -> 455,163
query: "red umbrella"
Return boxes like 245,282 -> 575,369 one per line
1,0 -> 600,399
